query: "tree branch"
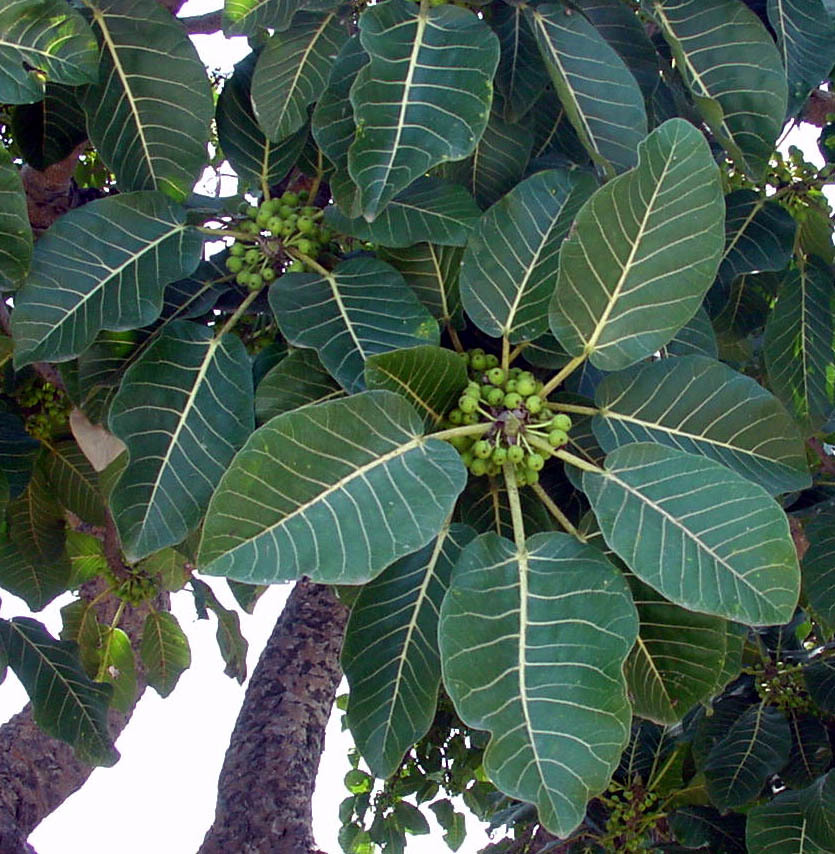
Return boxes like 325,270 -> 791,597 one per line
180,11 -> 223,34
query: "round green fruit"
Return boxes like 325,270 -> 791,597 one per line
525,395 -> 543,414
503,392 -> 523,409
229,242 -> 245,257
459,395 -> 478,414
487,367 -> 506,386
548,429 -> 568,447
473,440 -> 492,459
470,458 -> 488,477
507,445 -> 524,464
286,260 -> 305,273
516,376 -> 536,397
226,256 -> 244,273
527,453 -> 545,471
244,249 -> 260,265
552,413 -> 572,432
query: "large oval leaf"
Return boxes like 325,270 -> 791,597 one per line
769,0 -> 835,114
140,611 -> 191,698
40,439 -> 106,526
649,0 -> 787,179
583,443 -> 800,625
11,191 -> 204,368
268,256 -> 439,394
198,390 -> 467,585
460,168 -> 596,343
0,146 -> 32,290
802,509 -> 835,631
593,355 -> 811,494
0,617 -> 117,766
108,322 -> 254,562
11,83 -> 87,171
440,531 -> 638,837
251,12 -> 347,142
764,259 -> 835,433
549,119 -> 725,371
348,0 -> 499,220
79,0 -> 213,201
0,0 -> 97,104
747,788 -> 831,853
525,3 -> 647,177
216,53 -> 307,192
255,348 -> 342,425
343,522 -> 475,778
324,177 -> 481,248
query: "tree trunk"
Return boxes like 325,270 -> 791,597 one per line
198,579 -> 349,854
0,579 -> 161,854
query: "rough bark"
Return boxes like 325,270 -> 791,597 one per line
0,578 -> 164,854
198,579 -> 349,854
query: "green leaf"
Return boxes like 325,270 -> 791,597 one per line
223,0 -> 304,35
40,440 -> 106,526
325,177 -> 481,248
343,523 -> 475,778
669,806 -> 747,853
428,800 -> 465,851
255,348 -> 342,425
649,0 -> 788,179
80,0 -> 214,201
108,321 -> 254,562
593,356 -> 811,494
65,530 -> 108,588
251,12 -> 347,142
460,169 -> 596,343
764,259 -> 835,433
191,578 -> 249,683
11,191 -> 204,368
376,243 -> 463,328
439,531 -> 638,838
0,616 -> 117,765
626,575 -> 728,725
802,510 -> 835,630
704,702 -> 790,809
140,610 -> 191,698
198,390 -> 467,585
782,715 -> 833,788
0,415 -> 42,498
0,0 -> 98,104
364,345 -> 467,429
549,119 -> 725,371
393,801 -> 429,835
227,579 -> 266,614
747,789 -> 830,853
525,3 -> 647,177
139,547 -> 189,592
348,0 -> 499,220
1,467 -> 70,610
804,658 -> 835,713
453,476 -> 557,539
492,3 -> 549,122
59,598 -> 102,676
529,88 -> 588,165
665,307 -> 719,359
583,443 -> 801,625
803,770 -> 835,847
769,0 -> 835,113
98,627 -> 136,714
216,53 -> 307,192
467,100 -> 534,209
0,146 -> 33,290
11,83 -> 87,171
571,0 -> 661,99
268,256 -> 439,394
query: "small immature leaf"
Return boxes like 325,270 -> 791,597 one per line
140,611 -> 191,698
251,13 -> 348,142
324,178 -> 481,248
0,146 -> 33,289
650,0 -> 788,179
108,322 -> 254,562
593,355 -> 811,494
255,349 -> 342,425
343,523 -> 475,778
65,530 -> 108,588
11,192 -> 204,368
583,443 -> 801,625
99,627 -> 136,714
440,532 -> 638,838
198,390 -> 467,585
80,0 -> 214,201
59,598 -> 102,676
460,169 -> 596,343
268,256 -> 439,394
549,119 -> 725,371
768,0 -> 835,114
0,616 -> 117,765
764,259 -> 835,433
364,345 -> 467,429
704,703 -> 790,809
216,53 -> 308,192
191,579 -> 249,683
0,0 -> 98,104
526,3 -> 647,177
348,0 -> 499,220
223,0 -> 304,35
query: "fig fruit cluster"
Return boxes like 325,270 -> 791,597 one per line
226,190 -> 333,289
443,348 -> 572,486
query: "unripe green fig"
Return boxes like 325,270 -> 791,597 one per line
552,413 -> 572,432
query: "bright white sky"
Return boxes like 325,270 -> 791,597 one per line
1,3 -> 833,852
